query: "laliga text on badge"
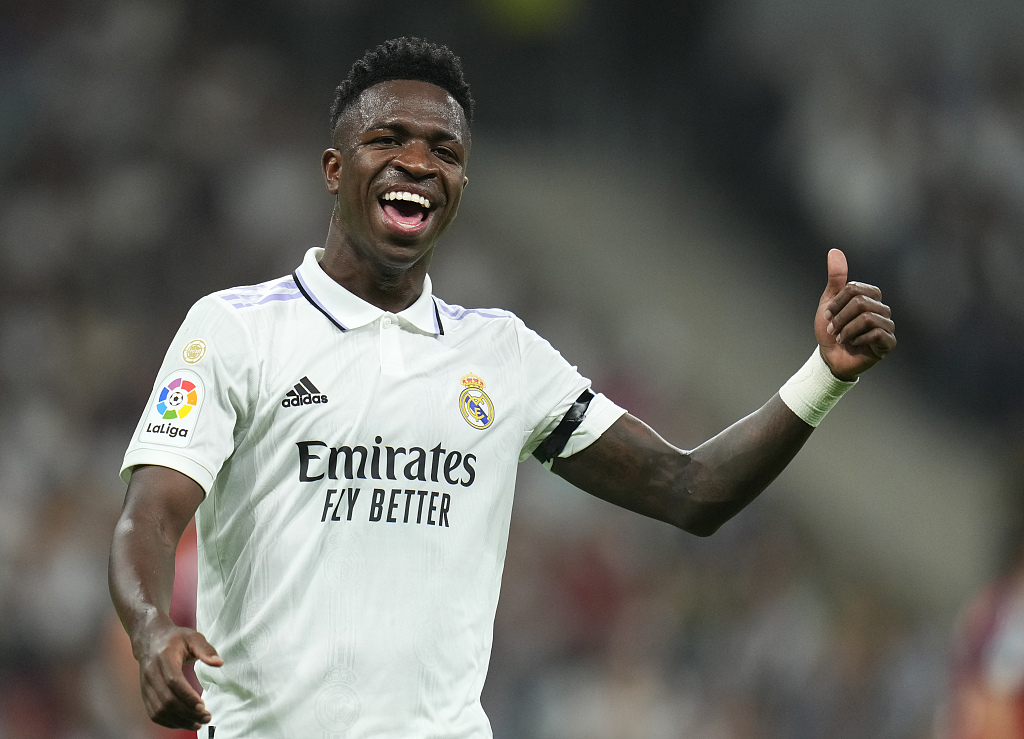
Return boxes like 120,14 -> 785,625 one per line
139,370 -> 205,447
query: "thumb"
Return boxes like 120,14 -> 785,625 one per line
822,248 -> 848,302
185,631 -> 224,667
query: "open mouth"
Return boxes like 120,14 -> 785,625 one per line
379,190 -> 434,234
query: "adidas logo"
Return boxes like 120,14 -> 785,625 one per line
282,376 -> 329,408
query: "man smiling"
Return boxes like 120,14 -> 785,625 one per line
321,74 -> 470,311
109,37 -> 896,738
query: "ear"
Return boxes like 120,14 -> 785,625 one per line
463,176 -> 469,189
322,149 -> 342,195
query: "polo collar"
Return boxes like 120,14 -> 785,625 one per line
293,247 -> 442,335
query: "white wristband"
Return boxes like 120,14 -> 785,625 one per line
779,347 -> 857,427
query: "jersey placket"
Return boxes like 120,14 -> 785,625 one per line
379,313 -> 405,375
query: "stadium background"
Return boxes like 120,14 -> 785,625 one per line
1,0 -> 1022,736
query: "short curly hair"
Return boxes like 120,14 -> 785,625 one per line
330,37 -> 474,136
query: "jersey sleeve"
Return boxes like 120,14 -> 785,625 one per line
120,295 -> 260,494
515,319 -> 625,464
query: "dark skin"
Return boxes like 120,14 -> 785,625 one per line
109,79 -> 896,730
319,79 -> 471,310
553,249 -> 895,535
109,466 -> 213,730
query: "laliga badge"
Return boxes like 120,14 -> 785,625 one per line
460,373 -> 494,430
139,370 -> 205,447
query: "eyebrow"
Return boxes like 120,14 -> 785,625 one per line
365,120 -> 462,143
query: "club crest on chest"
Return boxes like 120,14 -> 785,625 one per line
459,374 -> 494,430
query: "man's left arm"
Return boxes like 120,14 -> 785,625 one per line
550,249 -> 896,536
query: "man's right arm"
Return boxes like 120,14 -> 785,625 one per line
549,249 -> 894,536
109,464 -> 222,731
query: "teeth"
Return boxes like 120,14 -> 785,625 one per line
382,191 -> 431,209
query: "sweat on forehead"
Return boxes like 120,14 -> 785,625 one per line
333,80 -> 470,143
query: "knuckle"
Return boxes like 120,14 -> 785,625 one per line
852,281 -> 881,295
859,325 -> 883,343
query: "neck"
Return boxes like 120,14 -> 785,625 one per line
319,217 -> 431,313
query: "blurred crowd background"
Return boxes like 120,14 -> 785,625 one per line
1,0 -> 1023,737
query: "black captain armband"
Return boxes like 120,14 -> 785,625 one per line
533,390 -> 594,465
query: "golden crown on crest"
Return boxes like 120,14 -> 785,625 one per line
460,373 -> 485,389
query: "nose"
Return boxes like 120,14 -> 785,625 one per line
392,140 -> 437,179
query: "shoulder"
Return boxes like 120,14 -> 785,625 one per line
432,297 -> 559,356
176,275 -> 301,350
207,274 -> 302,313
185,275 -> 302,325
433,296 -> 516,324
432,296 -> 521,335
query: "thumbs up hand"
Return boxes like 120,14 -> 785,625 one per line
814,249 -> 896,381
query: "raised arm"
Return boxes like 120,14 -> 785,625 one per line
552,249 -> 896,536
109,464 -> 222,731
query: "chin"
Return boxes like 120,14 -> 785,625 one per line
375,239 -> 433,270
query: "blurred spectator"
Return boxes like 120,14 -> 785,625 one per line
710,17 -> 1024,423
944,522 -> 1024,738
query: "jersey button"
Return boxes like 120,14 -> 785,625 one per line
382,316 -> 394,329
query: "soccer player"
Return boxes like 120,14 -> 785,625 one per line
109,37 -> 896,737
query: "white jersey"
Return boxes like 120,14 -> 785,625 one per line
122,247 -> 625,738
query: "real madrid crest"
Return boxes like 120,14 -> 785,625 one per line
460,373 -> 494,430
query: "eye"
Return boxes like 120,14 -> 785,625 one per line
434,147 -> 459,163
372,135 -> 398,146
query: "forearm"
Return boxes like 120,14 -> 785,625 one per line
551,396 -> 813,536
553,250 -> 894,536
109,508 -> 180,654
681,394 -> 813,534
108,467 -> 217,729
108,464 -> 204,655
